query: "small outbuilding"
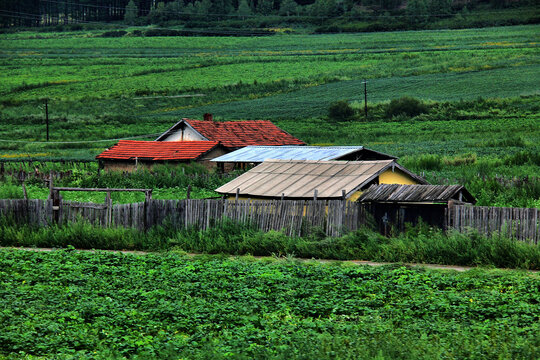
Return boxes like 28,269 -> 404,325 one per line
215,159 -> 427,201
211,145 -> 397,172
155,116 -> 305,150
96,140 -> 226,171
357,184 -> 476,233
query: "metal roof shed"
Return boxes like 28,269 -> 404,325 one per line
215,159 -> 427,201
211,145 -> 396,164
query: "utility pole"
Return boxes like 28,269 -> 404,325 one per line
362,79 -> 368,118
44,99 -> 49,141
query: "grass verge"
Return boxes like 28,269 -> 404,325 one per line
1,219 -> 538,270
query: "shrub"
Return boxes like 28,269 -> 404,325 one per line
328,100 -> 356,121
505,150 -> 540,166
385,96 -> 429,118
100,30 -> 127,37
144,28 -> 183,37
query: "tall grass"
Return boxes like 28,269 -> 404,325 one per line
1,218 -> 538,269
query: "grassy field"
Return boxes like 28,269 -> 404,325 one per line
0,249 -> 538,359
0,25 -> 539,207
1,25 -> 538,120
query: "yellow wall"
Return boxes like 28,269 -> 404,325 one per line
378,168 -> 418,185
347,191 -> 363,202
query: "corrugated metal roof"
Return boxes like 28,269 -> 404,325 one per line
357,184 -> 476,204
215,159 -> 427,199
211,146 -> 366,163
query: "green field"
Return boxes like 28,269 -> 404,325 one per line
0,25 -> 539,207
0,249 -> 538,359
0,25 -> 539,359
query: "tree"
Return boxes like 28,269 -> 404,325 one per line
328,101 -> 356,121
256,0 -> 274,15
279,0 -> 298,16
213,0 -> 234,17
406,0 -> 429,24
385,97 -> 429,118
124,0 -> 138,24
310,0 -> 338,17
148,1 -> 168,23
195,0 -> 213,16
427,0 -> 452,17
237,0 -> 253,18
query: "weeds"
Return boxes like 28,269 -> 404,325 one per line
1,218 -> 538,269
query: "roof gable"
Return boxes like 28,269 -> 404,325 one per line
215,159 -> 426,199
156,119 -> 305,148
96,140 -> 220,161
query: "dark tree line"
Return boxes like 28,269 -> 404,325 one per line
0,0 -> 167,27
0,0 -> 535,28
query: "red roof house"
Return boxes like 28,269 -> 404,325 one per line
96,140 -> 226,171
155,116 -> 305,149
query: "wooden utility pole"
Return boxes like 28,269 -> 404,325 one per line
363,80 -> 368,118
44,99 -> 49,141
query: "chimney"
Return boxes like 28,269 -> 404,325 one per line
203,113 -> 213,121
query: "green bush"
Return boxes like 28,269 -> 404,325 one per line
385,96 -> 429,118
328,100 -> 356,121
99,30 -> 127,37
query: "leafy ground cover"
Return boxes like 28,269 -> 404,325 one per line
0,249 -> 538,359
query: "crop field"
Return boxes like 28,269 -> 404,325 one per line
0,24 -> 539,359
0,25 -> 539,207
1,25 -> 538,122
0,249 -> 538,359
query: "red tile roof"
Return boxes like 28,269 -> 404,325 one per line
158,119 -> 305,148
187,120 -> 305,148
96,140 -> 220,161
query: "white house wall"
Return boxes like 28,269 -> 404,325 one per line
162,127 -> 206,141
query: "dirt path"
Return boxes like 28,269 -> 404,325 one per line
2,246 -> 536,273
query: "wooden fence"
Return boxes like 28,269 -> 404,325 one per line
0,199 -> 538,242
448,205 -> 539,244
0,198 -> 367,237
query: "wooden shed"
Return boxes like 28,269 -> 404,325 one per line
357,184 -> 476,233
96,140 -> 227,172
215,159 -> 428,201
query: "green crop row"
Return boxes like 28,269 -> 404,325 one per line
0,249 -> 538,358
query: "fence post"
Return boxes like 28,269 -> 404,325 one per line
105,191 -> 112,227
144,190 -> 152,231
51,188 -> 61,225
